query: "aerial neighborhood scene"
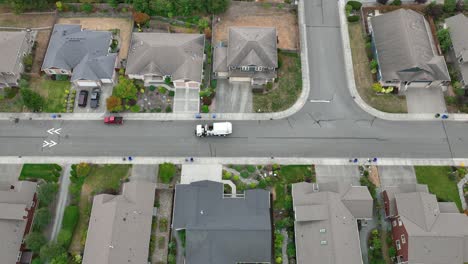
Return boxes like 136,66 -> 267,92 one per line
1,0 -> 468,263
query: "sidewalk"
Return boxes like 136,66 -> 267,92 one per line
50,164 -> 72,241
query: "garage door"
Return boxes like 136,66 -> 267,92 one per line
76,81 -> 99,87
229,77 -> 251,82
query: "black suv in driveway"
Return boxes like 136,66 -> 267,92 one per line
78,90 -> 88,107
90,88 -> 101,109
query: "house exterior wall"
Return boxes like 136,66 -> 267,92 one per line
382,190 -> 391,217
17,192 -> 38,264
391,217 -> 409,263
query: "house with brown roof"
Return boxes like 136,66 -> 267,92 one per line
213,27 -> 278,88
382,184 -> 468,264
0,181 -> 38,264
292,181 -> 373,264
82,181 -> 156,264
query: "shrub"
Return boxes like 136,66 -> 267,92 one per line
80,3 -> 93,13
347,0 -> 362,10
165,105 -> 172,113
37,183 -> 59,208
39,242 -> 66,262
159,163 -> 176,183
159,218 -> 168,232
133,12 -> 150,25
377,0 -> 389,4
169,90 -> 175,97
21,89 -> 44,112
57,229 -> 72,248
56,1 -> 63,11
158,86 -> 167,94
391,0 -> 402,5
347,15 -> 360,22
232,175 -> 240,181
149,85 -> 156,91
33,208 -> 51,231
197,18 -> 209,30
25,232 -> 47,253
62,206 -> 79,231
106,96 -> 123,112
372,82 -> 383,93
201,105 -> 209,113
130,104 -> 140,113
240,171 -> 249,178
164,76 -> 171,85
246,165 -> 256,173
222,171 -> 232,179
345,4 -> 353,16
437,28 -> 452,53
426,2 -> 444,18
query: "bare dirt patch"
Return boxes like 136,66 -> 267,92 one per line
57,17 -> 133,60
214,1 -> 298,50
0,13 -> 55,28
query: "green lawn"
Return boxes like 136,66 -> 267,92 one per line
274,165 -> 315,209
30,78 -> 70,113
19,164 -> 62,182
253,52 -> 302,113
69,164 -> 131,253
415,166 -> 462,211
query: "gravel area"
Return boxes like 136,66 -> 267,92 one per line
152,188 -> 174,263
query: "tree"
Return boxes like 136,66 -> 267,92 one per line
444,0 -> 456,12
197,18 -> 209,30
25,232 -> 46,253
437,28 -> 452,53
106,96 -> 123,112
426,2 -> 444,19
113,77 -> 138,100
21,88 -> 44,112
107,0 -> 119,8
132,0 -> 150,13
377,0 -> 389,4
134,12 -> 150,24
40,243 -> 66,263
56,1 -> 63,11
37,183 -> 59,208
33,208 -> 51,231
203,0 -> 230,14
415,0 -> 428,3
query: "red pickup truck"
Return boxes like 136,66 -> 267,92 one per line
104,116 -> 123,125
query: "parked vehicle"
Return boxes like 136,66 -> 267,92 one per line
196,122 -> 232,137
78,90 -> 88,107
104,116 -> 123,125
90,88 -> 101,108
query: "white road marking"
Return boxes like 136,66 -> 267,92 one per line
309,99 -> 331,103
47,128 -> 62,135
42,140 -> 57,148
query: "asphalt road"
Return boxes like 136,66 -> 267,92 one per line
1,0 -> 467,160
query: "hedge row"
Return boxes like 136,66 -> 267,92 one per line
57,205 -> 79,249
347,0 -> 362,10
347,15 -> 360,22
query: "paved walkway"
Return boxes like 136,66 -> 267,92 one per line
1,156 -> 467,166
130,164 -> 158,182
51,164 -> 72,241
457,174 -> 467,210
281,229 -> 289,264
0,164 -> 22,184
315,165 -> 360,185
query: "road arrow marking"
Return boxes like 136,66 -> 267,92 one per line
47,128 -> 62,135
42,140 -> 57,148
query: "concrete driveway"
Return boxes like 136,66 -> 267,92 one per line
74,84 -> 113,113
214,80 -> 252,113
131,165 -> 158,183
173,88 -> 200,113
378,166 -> 417,187
405,87 -> 447,113
0,164 -> 22,184
315,165 -> 360,185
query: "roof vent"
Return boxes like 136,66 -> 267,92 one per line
200,210 -> 204,215
319,228 -> 326,233
320,240 -> 328,245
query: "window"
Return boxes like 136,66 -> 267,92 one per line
256,66 -> 263,71
241,66 -> 249,71
319,228 -> 326,233
392,220 -> 397,227
396,240 -> 401,250
401,235 -> 406,244
398,219 -> 402,226
320,240 -> 327,245
60,70 -> 67,74
459,57 -> 464,63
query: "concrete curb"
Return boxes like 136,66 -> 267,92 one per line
337,0 -> 468,122
0,156 -> 466,166
0,3 -> 310,122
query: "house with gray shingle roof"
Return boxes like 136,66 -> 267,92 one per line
0,181 -> 38,264
82,181 -> 156,264
0,31 -> 35,89
292,181 -> 373,264
370,9 -> 450,93
382,184 -> 468,264
214,27 -> 278,87
446,14 -> 468,90
126,33 -> 205,88
172,180 -> 272,264
42,24 -> 117,88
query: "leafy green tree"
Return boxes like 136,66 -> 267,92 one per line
25,232 -> 47,253
197,18 -> 209,30
21,88 -> 44,112
40,243 -> 66,263
444,0 -> 456,12
106,95 -> 123,112
57,229 -> 72,248
113,77 -> 138,100
107,0 -> 119,8
50,253 -> 68,264
133,0 -> 150,13
204,0 -> 230,14
80,3 -> 93,13
437,28 -> 452,53
33,208 -> 51,231
37,183 -> 59,208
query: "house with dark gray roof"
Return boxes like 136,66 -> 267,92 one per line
382,184 -> 468,264
82,181 -> 156,264
172,180 -> 272,264
446,14 -> 468,90
126,33 -> 205,89
42,24 -> 117,88
0,31 -> 35,89
0,181 -> 38,264
292,181 -> 373,264
370,9 -> 450,93
214,27 -> 278,87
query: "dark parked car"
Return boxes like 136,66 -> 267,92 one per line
78,90 -> 88,107
90,88 -> 101,108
